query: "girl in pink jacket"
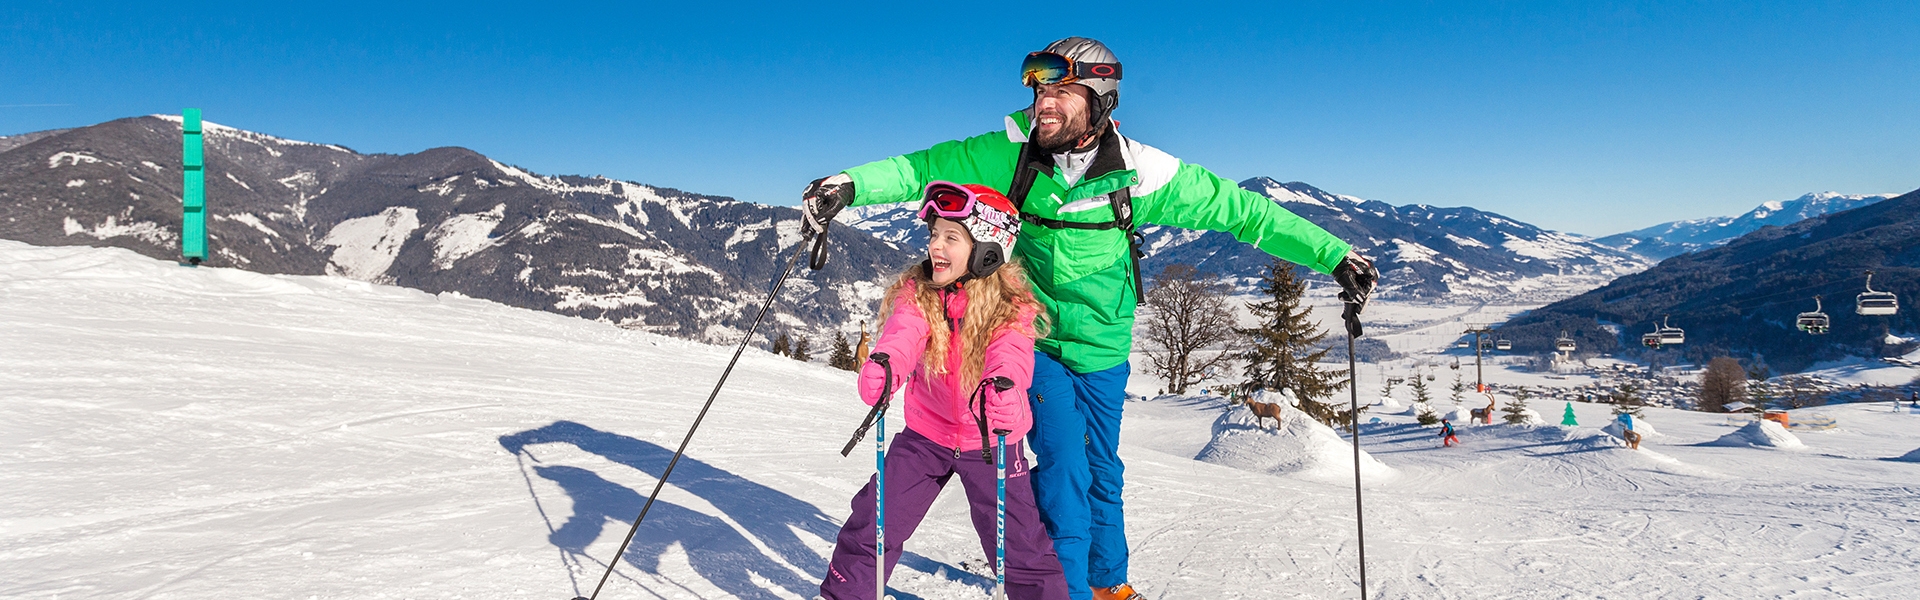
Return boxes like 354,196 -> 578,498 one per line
818,182 -> 1068,600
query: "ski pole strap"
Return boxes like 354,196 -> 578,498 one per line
807,221 -> 830,271
973,380 -> 995,463
841,354 -> 893,457
1341,298 -> 1364,338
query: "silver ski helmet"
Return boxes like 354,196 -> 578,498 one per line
1021,37 -> 1122,126
917,181 -> 1022,279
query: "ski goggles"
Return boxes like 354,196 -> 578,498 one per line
1020,51 -> 1122,87
918,182 -> 983,220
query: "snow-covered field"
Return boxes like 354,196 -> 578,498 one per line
6,240 -> 1920,599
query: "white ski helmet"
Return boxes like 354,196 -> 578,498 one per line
917,181 -> 1022,279
1022,37 -> 1122,126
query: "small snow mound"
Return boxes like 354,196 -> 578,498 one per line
1197,405 -> 1393,481
1446,407 -> 1475,422
1707,420 -> 1806,450
1376,396 -> 1403,410
1601,415 -> 1660,438
1504,408 -> 1546,426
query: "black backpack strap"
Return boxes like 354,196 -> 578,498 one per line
1021,213 -> 1122,230
1110,185 -> 1144,303
1007,141 -> 1044,211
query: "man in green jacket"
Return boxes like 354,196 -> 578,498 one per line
803,37 -> 1378,600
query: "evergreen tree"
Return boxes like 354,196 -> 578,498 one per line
1381,377 -> 1398,403
1502,388 -> 1533,424
828,334 -> 856,370
771,333 -> 791,357
1450,373 -> 1465,404
790,337 -> 812,362
1411,377 -> 1439,425
1236,261 -> 1351,429
1611,382 -> 1644,417
1415,400 -> 1441,426
1746,379 -> 1777,410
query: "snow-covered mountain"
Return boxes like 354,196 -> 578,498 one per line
0,116 -> 917,345
843,177 -> 1647,301
1503,188 -> 1920,371
1594,192 -> 1897,260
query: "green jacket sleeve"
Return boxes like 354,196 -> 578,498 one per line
841,130 -> 1023,207
1135,161 -> 1352,275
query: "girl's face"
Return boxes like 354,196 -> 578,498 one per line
927,218 -> 974,287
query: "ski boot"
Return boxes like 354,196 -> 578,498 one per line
1092,583 -> 1146,600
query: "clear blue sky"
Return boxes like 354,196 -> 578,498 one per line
4,1 -> 1915,236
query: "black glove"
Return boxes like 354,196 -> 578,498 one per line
801,174 -> 854,235
1334,252 -> 1378,309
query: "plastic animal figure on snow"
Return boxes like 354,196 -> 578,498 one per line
1618,413 -> 1642,450
1468,391 -> 1496,425
1246,398 -> 1285,431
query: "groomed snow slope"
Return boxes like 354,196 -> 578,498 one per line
5,240 -> 1920,599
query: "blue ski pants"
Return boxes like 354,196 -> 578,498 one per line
1026,351 -> 1131,599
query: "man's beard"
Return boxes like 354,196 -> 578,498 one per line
1032,114 -> 1099,154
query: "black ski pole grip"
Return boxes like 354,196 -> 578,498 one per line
990,376 -> 1014,392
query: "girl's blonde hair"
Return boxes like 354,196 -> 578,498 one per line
877,258 -> 1049,387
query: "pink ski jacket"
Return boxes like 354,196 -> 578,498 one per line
857,284 -> 1038,450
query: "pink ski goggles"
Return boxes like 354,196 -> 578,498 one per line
918,182 -> 985,220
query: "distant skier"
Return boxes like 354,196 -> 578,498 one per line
802,37 -> 1377,600
1439,419 -> 1460,447
818,183 -> 1067,600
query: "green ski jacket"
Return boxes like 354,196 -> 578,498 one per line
845,111 -> 1352,373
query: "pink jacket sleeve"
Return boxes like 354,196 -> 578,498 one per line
980,309 -> 1038,432
857,295 -> 930,406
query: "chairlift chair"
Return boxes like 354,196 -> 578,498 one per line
1479,339 -> 1492,351
1796,296 -> 1831,335
1856,270 -> 1899,316
1657,314 -> 1685,345
1496,339 -> 1512,351
1555,331 -> 1577,353
1641,332 -> 1662,349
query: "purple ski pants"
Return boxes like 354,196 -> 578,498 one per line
819,427 -> 1069,600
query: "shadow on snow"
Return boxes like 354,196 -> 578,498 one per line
500,420 -> 984,599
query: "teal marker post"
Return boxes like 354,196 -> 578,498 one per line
181,108 -> 207,265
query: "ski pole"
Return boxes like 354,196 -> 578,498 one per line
1340,294 -> 1369,600
993,428 -> 1011,600
867,353 -> 895,600
571,223 -> 824,600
